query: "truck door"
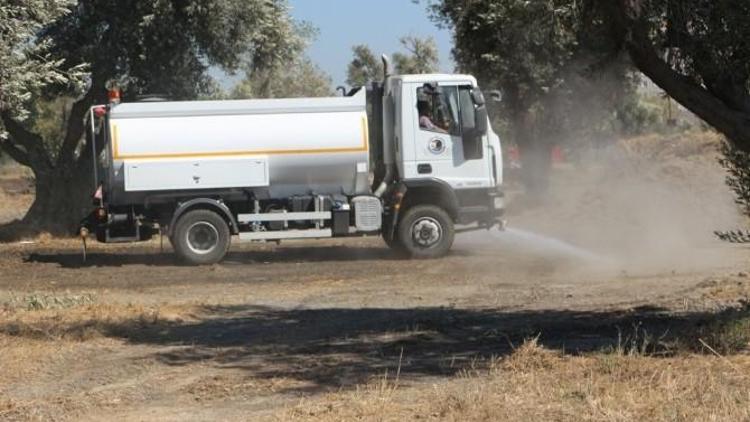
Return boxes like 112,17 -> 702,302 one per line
404,83 -> 492,189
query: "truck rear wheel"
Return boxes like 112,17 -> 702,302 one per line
396,205 -> 455,259
172,209 -> 231,265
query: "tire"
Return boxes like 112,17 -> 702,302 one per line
396,205 -> 455,259
172,209 -> 231,265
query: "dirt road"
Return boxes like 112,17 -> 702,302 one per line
1,232 -> 748,421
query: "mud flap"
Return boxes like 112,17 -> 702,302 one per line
385,183 -> 408,242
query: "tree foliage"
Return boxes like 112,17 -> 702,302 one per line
429,0 -> 750,154
0,0 -> 304,232
0,1 -> 85,135
43,0 -> 303,101
428,0 -> 750,217
231,57 -> 332,99
719,143 -> 750,217
429,1 -> 580,113
230,24 -> 332,99
427,0 -> 634,192
346,45 -> 383,87
346,36 -> 440,87
599,0 -> 750,153
392,36 -> 439,75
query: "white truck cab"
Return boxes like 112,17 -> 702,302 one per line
80,69 -> 505,265
377,74 -> 503,231
389,74 -> 501,190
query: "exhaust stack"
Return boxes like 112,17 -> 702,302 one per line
381,54 -> 391,81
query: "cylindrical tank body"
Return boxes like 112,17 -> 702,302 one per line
104,91 -> 371,205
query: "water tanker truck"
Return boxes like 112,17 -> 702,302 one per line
80,63 -> 505,265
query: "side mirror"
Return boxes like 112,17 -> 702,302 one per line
462,104 -> 488,160
471,89 -> 486,106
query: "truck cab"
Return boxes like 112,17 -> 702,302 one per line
374,74 -> 504,249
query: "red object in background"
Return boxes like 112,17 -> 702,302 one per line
508,145 -> 520,162
108,88 -> 121,104
506,145 -> 564,168
506,145 -> 521,169
551,145 -> 565,164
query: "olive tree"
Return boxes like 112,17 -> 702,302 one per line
0,1 -> 85,142
346,45 -> 384,87
428,1 -> 584,192
346,36 -> 440,87
600,0 -> 750,153
392,36 -> 439,75
431,0 -> 750,156
427,0 -> 644,193
231,24 -> 333,99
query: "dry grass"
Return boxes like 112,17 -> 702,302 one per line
689,302 -> 750,355
0,163 -> 32,177
0,163 -> 34,229
283,338 -> 750,422
0,301 -> 199,383
0,301 -> 199,342
0,192 -> 32,226
618,130 -> 724,162
281,303 -> 750,421
0,302 -> 203,420
2,292 -> 96,311
1,298 -> 749,421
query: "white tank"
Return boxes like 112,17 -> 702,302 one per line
104,90 -> 371,204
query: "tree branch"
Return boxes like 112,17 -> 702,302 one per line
77,119 -> 101,163
631,48 -> 750,150
0,111 -> 52,171
57,77 -> 107,165
606,1 -> 750,151
0,139 -> 31,167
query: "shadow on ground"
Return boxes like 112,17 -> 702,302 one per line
25,246 -> 397,268
24,245 -> 477,268
4,304 -> 746,393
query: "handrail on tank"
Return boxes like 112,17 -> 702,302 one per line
88,106 -> 99,191
88,104 -> 108,208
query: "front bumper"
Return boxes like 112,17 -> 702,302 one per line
491,192 -> 505,218
456,188 -> 506,230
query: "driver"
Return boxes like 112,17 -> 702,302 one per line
418,100 -> 447,134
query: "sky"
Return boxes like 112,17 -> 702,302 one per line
288,0 -> 454,87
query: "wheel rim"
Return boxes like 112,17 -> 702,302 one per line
186,221 -> 219,255
411,217 -> 442,248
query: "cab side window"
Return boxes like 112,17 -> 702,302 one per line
416,86 -> 460,136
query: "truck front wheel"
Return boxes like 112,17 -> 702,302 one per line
396,205 -> 455,259
172,209 -> 231,265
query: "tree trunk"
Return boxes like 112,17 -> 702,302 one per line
0,87 -> 106,238
514,110 -> 552,196
21,161 -> 95,235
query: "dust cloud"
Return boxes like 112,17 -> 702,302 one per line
460,132 -> 747,275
